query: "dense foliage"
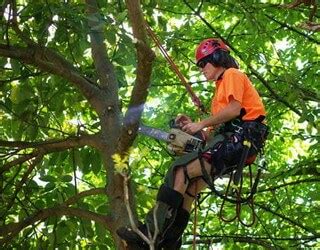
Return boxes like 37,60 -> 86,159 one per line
0,0 -> 319,249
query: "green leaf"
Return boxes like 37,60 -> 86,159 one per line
105,30 -> 116,44
61,175 -> 73,182
2,1 -> 320,248
40,175 -> 56,182
44,182 -> 56,191
95,223 -> 106,239
34,199 -> 46,209
92,151 -> 102,174
56,221 -> 69,244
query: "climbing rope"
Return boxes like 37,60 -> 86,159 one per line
144,22 -> 207,114
218,166 -> 257,227
198,146 -> 263,227
192,181 -> 198,250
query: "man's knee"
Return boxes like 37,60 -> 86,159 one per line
186,159 -> 212,179
173,166 -> 189,193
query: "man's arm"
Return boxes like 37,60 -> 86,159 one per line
182,99 -> 242,134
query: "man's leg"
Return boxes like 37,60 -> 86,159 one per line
182,178 -> 208,212
173,159 -> 212,194
154,160 -> 212,248
117,159 -> 213,249
117,184 -> 184,249
159,178 -> 208,249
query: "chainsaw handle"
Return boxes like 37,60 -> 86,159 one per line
171,115 -> 192,129
168,128 -> 204,155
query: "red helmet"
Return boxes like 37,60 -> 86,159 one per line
195,38 -> 230,64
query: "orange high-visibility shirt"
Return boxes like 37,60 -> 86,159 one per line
211,68 -> 266,121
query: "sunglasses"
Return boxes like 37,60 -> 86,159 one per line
197,57 -> 211,69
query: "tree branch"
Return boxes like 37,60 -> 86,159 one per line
271,159 -> 320,179
0,206 -> 113,245
9,0 -> 35,46
256,203 -> 318,235
118,0 -> 155,154
0,187 -> 108,244
0,133 -> 100,150
258,178 -> 320,193
0,72 -> 44,87
0,133 -> 101,175
248,66 -> 303,117
1,152 -> 44,218
0,44 -> 105,113
85,0 -> 119,92
265,14 -> 320,44
63,187 -> 107,206
0,151 -> 38,176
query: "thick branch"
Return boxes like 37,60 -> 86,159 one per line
118,0 -> 155,153
85,0 -> 119,92
0,44 -> 105,113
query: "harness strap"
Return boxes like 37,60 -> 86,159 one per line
198,148 -> 212,186
182,165 -> 191,184
233,139 -> 251,185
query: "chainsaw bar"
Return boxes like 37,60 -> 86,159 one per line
139,124 -> 205,155
138,125 -> 171,142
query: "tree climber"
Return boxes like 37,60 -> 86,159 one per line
117,38 -> 268,249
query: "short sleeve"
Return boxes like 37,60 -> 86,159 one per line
222,69 -> 245,104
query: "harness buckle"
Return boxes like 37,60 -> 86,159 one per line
231,121 -> 243,133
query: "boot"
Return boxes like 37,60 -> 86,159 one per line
117,224 -> 148,249
117,185 -> 184,249
160,207 -> 190,249
117,222 -> 148,249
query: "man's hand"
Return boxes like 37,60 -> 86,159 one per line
175,114 -> 192,128
182,99 -> 241,134
182,122 -> 205,135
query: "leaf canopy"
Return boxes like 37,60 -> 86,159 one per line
0,0 -> 319,249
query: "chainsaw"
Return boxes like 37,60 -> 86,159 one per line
138,124 -> 205,155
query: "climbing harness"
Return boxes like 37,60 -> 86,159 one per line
144,22 -> 207,114
198,120 -> 268,227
